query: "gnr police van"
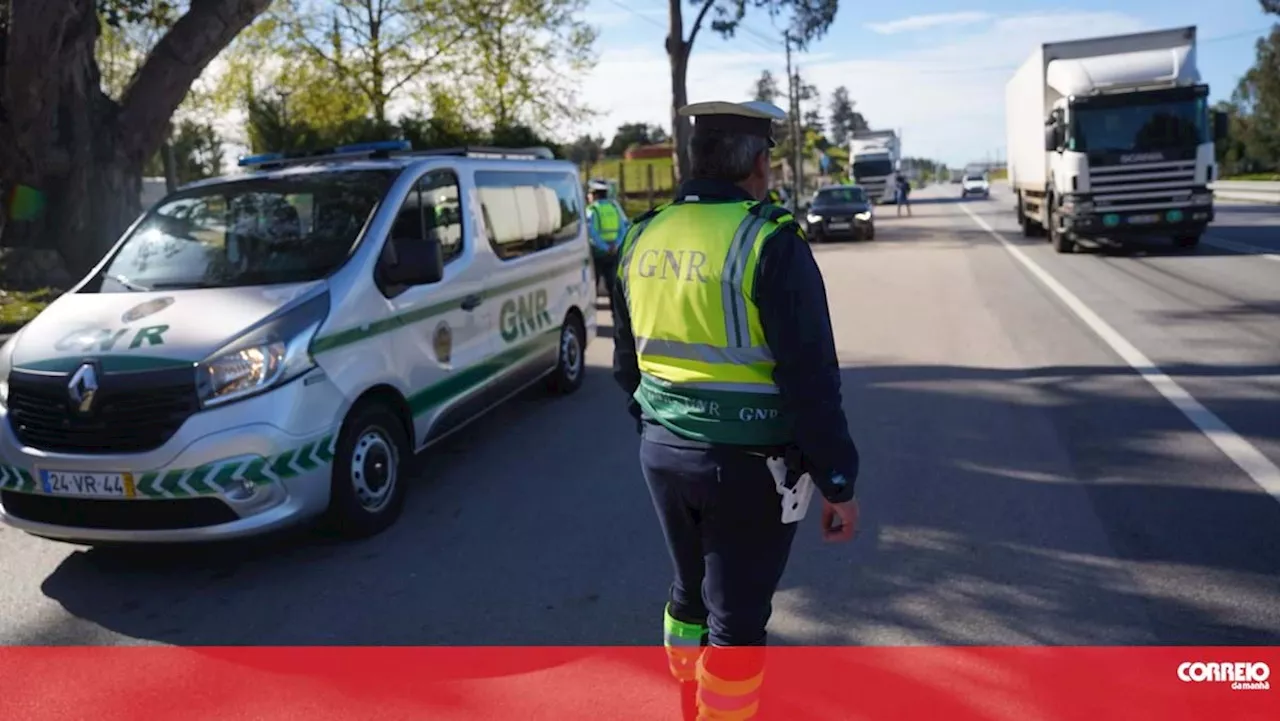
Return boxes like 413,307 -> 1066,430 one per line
0,142 -> 596,543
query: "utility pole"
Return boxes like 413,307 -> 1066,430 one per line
784,32 -> 796,201
793,62 -> 803,200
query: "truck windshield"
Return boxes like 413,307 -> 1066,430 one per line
852,160 -> 893,178
1069,98 -> 1207,153
99,169 -> 399,292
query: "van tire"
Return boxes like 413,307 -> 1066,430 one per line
547,314 -> 586,395
323,402 -> 410,539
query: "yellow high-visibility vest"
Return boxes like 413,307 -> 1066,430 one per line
589,200 -> 623,242
616,199 -> 800,445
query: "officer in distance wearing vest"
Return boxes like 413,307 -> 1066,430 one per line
611,100 -> 862,720
586,180 -> 629,298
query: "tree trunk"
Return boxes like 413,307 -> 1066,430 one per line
1,0 -> 272,281
667,0 -> 690,186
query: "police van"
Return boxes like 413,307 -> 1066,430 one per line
0,141 -> 596,543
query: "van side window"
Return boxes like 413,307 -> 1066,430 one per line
419,169 -> 464,264
474,170 -> 583,261
389,184 -> 425,244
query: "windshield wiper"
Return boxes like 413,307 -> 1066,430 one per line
101,273 -> 151,292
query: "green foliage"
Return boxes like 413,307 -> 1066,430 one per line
97,0 -> 178,29
460,0 -> 599,132
143,119 -> 224,183
705,0 -> 839,47
607,123 -> 668,155
750,70 -> 781,105
828,86 -> 868,146
1223,24 -> 1280,173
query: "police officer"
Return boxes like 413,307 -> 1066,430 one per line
586,180 -> 628,298
611,100 -> 862,720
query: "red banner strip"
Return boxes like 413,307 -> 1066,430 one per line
0,647 -> 1274,720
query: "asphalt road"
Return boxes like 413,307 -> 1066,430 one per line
1,186 -> 1277,647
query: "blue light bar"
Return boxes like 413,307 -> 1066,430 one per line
237,152 -> 286,167
334,140 -> 412,154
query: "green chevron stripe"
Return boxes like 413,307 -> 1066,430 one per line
0,433 -> 336,499
240,458 -> 273,486
185,465 -> 214,495
293,442 -> 319,471
159,469 -> 188,497
210,462 -> 242,491
136,471 -> 160,497
269,449 -> 296,481
315,436 -> 335,463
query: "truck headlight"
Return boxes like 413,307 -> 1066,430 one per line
1190,192 -> 1213,205
806,213 -> 823,224
197,291 -> 330,408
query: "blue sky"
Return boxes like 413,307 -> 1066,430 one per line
577,0 -> 1275,167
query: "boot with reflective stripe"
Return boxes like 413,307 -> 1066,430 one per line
663,605 -> 708,682
695,646 -> 766,720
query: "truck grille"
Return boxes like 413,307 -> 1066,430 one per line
1089,159 -> 1198,212
6,368 -> 199,454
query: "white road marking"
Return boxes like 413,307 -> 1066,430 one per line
959,202 -> 1280,506
1202,235 -> 1280,263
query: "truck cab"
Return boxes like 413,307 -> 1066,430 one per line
1007,26 -> 1228,252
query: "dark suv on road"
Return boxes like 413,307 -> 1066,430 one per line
804,185 -> 875,242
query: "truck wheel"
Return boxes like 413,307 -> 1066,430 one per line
1174,234 -> 1201,249
1048,210 -> 1076,254
324,402 -> 411,539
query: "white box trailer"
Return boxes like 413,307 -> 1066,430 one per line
849,130 -> 900,204
1005,26 -> 1227,252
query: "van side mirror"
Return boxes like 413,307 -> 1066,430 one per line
381,236 -> 444,287
1213,110 -> 1230,142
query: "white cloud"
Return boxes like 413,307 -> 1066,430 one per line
866,11 -> 992,35
579,12 -> 1152,167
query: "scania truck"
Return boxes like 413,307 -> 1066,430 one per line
849,130 -> 900,204
1005,26 -> 1227,252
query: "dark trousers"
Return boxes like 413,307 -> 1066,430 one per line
593,250 -> 617,297
640,438 -> 799,646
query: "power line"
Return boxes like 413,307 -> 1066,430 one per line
604,0 -> 665,30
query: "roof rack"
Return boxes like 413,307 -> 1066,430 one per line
237,141 -> 557,169
408,146 -> 556,160
238,140 -> 413,169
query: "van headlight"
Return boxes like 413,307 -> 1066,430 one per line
855,211 -> 872,221
197,291 -> 330,408
806,213 -> 823,224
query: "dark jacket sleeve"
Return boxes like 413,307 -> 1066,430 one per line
610,272 -> 644,430
753,226 -> 860,502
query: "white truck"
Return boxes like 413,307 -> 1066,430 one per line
1005,26 -> 1228,252
848,130 -> 900,204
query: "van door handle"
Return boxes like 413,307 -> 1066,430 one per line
460,294 -> 483,311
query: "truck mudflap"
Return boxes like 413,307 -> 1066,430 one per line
1062,206 -> 1214,239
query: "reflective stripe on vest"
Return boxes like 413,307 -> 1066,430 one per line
618,201 -> 791,446
590,200 -> 622,241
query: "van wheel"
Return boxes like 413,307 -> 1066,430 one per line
324,403 -> 410,539
547,314 -> 586,394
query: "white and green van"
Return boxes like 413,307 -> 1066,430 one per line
0,142 -> 596,543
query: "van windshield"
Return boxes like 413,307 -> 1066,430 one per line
99,169 -> 399,292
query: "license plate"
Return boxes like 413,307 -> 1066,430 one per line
829,222 -> 850,229
1128,214 -> 1159,225
39,470 -> 136,498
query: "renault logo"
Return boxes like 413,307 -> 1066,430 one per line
68,363 -> 99,414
